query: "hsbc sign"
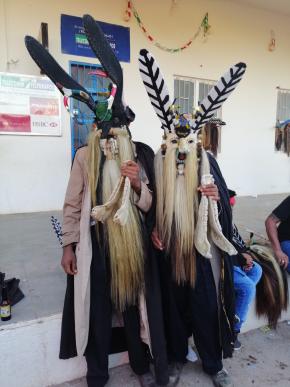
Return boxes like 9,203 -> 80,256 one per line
0,72 -> 61,136
32,121 -> 58,128
30,115 -> 60,135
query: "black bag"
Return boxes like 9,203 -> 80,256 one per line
0,272 -> 25,306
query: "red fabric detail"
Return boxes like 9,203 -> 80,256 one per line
229,197 -> 236,207
0,114 -> 31,132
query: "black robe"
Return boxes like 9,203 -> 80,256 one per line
208,153 -> 235,358
157,152 -> 235,369
59,142 -> 169,385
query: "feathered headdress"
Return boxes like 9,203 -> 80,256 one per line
138,49 -> 245,261
138,49 -> 246,137
25,15 -> 136,226
25,14 -> 135,137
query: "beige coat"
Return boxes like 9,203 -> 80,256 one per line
62,146 -> 152,355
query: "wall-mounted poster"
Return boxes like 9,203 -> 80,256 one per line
0,72 -> 61,136
61,14 -> 130,63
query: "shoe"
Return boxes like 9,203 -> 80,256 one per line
168,362 -> 183,386
233,331 -> 242,351
233,337 -> 242,351
138,371 -> 157,387
211,368 -> 234,387
186,345 -> 198,362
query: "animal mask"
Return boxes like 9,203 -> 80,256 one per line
139,49 -> 246,173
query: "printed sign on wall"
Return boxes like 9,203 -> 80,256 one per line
0,73 -> 61,136
61,14 -> 130,63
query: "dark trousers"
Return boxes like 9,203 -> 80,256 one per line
85,228 -> 149,387
158,253 -> 188,363
188,255 -> 223,375
159,253 -> 223,376
123,306 -> 150,375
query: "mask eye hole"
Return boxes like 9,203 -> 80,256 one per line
188,139 -> 194,144
171,139 -> 178,144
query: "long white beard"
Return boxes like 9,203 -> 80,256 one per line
102,159 -> 121,201
101,155 -> 144,311
155,146 -> 199,285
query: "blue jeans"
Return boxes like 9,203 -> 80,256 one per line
233,262 -> 263,332
280,240 -> 290,273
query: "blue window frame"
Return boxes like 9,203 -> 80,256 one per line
69,61 -> 110,158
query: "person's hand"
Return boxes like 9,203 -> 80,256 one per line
121,160 -> 141,195
198,183 -> 220,201
274,249 -> 289,269
242,252 -> 253,271
151,227 -> 164,250
61,245 -> 78,275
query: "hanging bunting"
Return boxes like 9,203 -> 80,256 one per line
124,0 -> 210,53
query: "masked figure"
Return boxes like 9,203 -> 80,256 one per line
25,16 -> 169,387
139,49 -> 246,387
200,118 -> 226,157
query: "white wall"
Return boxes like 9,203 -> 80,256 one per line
1,0 -> 290,213
0,315 -> 128,387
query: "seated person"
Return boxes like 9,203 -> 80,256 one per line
265,195 -> 290,272
229,190 -> 263,350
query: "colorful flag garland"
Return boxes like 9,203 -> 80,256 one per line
124,0 -> 210,53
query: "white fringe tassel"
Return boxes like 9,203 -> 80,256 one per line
91,176 -> 132,226
114,177 -> 131,226
194,148 -> 237,258
91,177 -> 124,222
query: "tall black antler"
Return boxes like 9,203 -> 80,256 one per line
83,14 -> 123,115
138,49 -> 174,133
25,36 -> 96,113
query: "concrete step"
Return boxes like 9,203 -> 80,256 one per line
0,314 -> 127,387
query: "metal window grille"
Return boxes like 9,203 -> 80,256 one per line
174,75 -> 221,118
174,75 -> 222,154
69,61 -> 110,158
276,88 -> 290,123
174,77 -> 195,114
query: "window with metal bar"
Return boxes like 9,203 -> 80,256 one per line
174,75 -> 221,117
174,75 -> 222,154
276,88 -> 290,123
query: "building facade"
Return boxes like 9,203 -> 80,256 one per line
1,0 -> 290,214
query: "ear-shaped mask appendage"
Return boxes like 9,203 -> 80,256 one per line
138,49 -> 175,134
192,62 -> 247,132
24,36 -> 96,113
82,14 -> 123,113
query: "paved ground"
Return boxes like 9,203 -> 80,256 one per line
0,193 -> 287,325
54,322 -> 290,387
0,210 -> 64,324
232,194 -> 285,241
1,193 -> 290,386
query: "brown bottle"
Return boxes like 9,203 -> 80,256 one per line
0,284 -> 11,321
